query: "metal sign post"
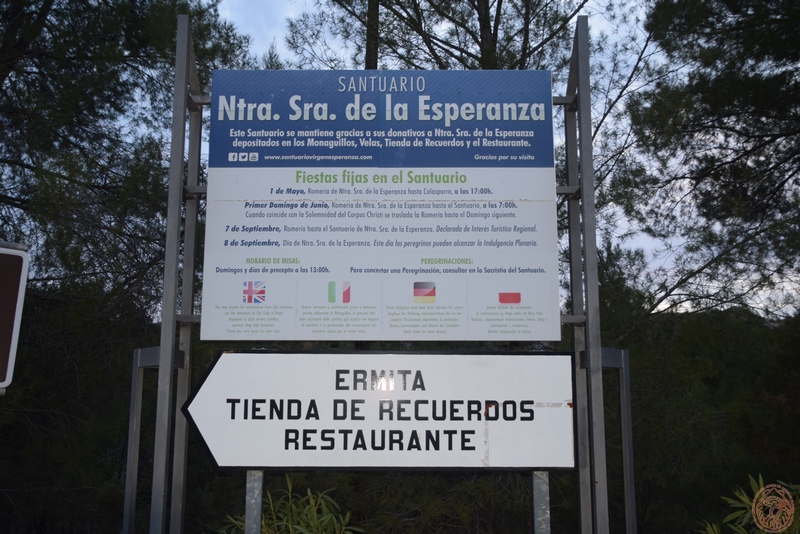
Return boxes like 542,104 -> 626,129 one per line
148,14 -> 207,533
556,15 -> 611,533
141,13 -> 622,534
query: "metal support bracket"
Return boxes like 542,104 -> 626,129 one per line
184,185 -> 208,198
189,94 -> 211,109
561,314 -> 586,325
600,348 -> 637,534
177,314 -> 201,324
123,347 -> 185,534
553,94 -> 578,111
557,185 -> 581,198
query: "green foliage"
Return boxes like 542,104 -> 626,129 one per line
624,0 -> 800,315
285,0 -> 581,71
699,475 -> 800,534
0,285 -> 160,531
296,471 -> 539,533
0,1 -> 254,531
218,475 -> 362,534
0,0 -> 254,309
595,248 -> 800,531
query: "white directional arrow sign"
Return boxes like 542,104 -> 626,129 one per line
183,352 -> 574,469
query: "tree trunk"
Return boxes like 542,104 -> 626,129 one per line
365,0 -> 379,69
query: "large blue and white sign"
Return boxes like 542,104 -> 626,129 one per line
201,71 -> 559,341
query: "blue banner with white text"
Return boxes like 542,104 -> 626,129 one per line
209,70 -> 554,168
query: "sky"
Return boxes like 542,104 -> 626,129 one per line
215,1 -> 617,65
217,0 -> 311,58
210,1 -> 692,304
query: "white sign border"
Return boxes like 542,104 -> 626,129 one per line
184,351 -> 576,471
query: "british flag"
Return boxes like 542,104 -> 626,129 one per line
242,281 -> 266,303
